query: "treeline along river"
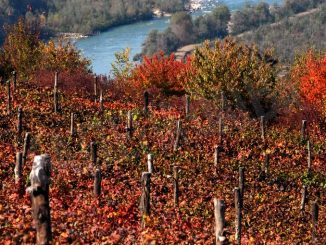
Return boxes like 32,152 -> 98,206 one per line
75,0 -> 283,75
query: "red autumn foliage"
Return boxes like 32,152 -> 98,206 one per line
131,51 -> 191,97
292,51 -> 326,121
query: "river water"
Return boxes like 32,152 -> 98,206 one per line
75,0 -> 283,75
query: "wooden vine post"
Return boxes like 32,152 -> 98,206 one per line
23,132 -> 31,165
27,154 -> 52,245
7,80 -> 11,115
140,172 -> 151,228
214,198 -> 226,244
260,116 -> 265,142
214,145 -> 220,173
264,153 -> 269,176
174,120 -> 182,151
17,107 -> 23,135
173,166 -> 179,207
218,117 -> 223,145
144,91 -> 149,115
220,92 -> 225,112
127,110 -> 133,138
307,140 -> 312,171
12,71 -> 17,90
147,154 -> 153,174
70,113 -> 75,137
239,167 -> 245,208
185,94 -> 190,118
94,168 -> 101,196
300,186 -> 307,211
99,90 -> 103,112
301,120 -> 307,141
311,201 -> 319,241
234,187 -> 242,245
53,72 -> 59,113
90,142 -> 97,165
14,152 -> 23,196
94,75 -> 98,102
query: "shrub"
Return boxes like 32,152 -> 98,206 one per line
185,38 -> 277,117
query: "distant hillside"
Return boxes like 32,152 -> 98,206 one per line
0,0 -> 189,43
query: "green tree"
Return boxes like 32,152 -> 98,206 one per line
186,38 -> 277,117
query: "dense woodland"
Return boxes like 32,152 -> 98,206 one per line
140,0 -> 326,60
0,0 -> 188,43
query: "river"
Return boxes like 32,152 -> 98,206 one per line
75,0 -> 283,75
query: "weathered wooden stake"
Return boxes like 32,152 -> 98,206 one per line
127,110 -> 133,138
28,154 -> 52,245
7,80 -> 11,115
94,75 -> 98,102
99,89 -> 103,112
221,92 -> 225,112
185,94 -> 190,118
307,140 -> 311,171
144,91 -> 149,115
214,145 -> 220,168
300,186 -> 307,211
70,113 -> 75,137
264,153 -> 269,176
53,72 -> 58,113
12,71 -> 17,90
14,152 -> 23,184
17,107 -> 23,135
90,142 -> 97,165
312,201 -> 319,240
239,167 -> 245,207
301,120 -> 307,141
94,168 -> 101,196
23,132 -> 31,165
147,154 -> 153,173
173,120 -> 182,151
214,198 -> 226,244
234,187 -> 242,245
173,166 -> 179,207
218,117 -> 223,144
140,172 -> 151,228
260,116 -> 265,142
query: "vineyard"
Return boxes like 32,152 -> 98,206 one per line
0,72 -> 325,244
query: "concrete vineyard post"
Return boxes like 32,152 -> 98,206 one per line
234,187 -> 242,245
214,199 -> 226,244
28,155 -> 52,245
94,168 -> 101,196
214,145 -> 220,168
221,92 -> 225,112
140,172 -> 151,228
173,166 -> 179,207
